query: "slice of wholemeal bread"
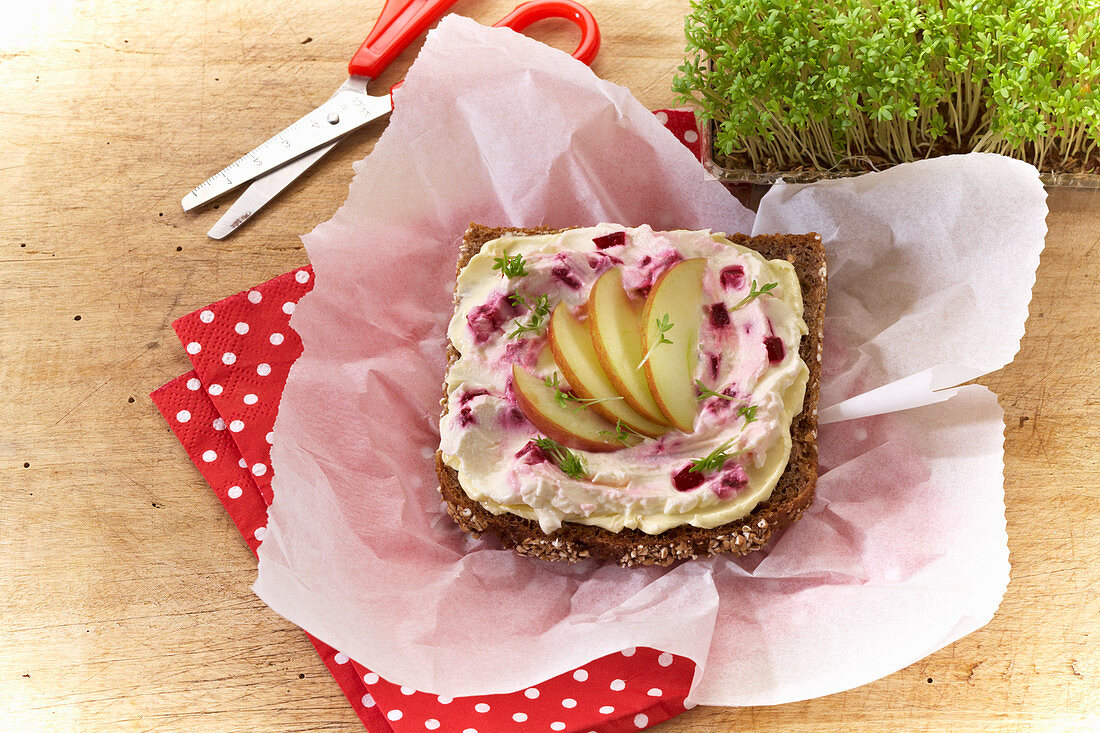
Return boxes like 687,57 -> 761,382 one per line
436,224 -> 826,566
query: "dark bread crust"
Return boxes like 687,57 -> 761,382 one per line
436,224 -> 826,566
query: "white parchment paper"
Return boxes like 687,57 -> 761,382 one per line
254,16 -> 1043,705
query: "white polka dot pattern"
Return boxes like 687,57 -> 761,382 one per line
334,644 -> 693,733
173,267 -> 314,505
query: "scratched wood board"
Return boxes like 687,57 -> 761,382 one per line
1,1 -> 1097,730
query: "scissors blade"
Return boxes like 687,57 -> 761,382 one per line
182,76 -> 391,211
206,137 -> 341,240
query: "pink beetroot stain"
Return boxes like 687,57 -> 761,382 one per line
457,406 -> 476,427
504,339 -> 538,368
551,254 -> 583,290
672,464 -> 705,492
720,265 -> 745,290
458,388 -> 488,406
702,385 -> 741,414
587,252 -> 623,270
593,231 -> 626,249
764,336 -> 784,363
631,249 -> 684,298
714,463 -> 748,499
707,352 -> 721,379
500,407 -> 528,428
515,440 -> 548,465
466,290 -> 521,344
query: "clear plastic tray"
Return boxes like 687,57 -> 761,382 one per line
701,119 -> 1100,189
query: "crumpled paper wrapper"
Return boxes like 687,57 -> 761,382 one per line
254,16 -> 1043,705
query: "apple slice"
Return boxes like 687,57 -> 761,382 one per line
511,364 -> 624,453
641,258 -> 707,432
547,304 -> 669,438
587,268 -> 671,426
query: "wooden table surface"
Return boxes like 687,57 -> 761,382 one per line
3,1 -> 1097,730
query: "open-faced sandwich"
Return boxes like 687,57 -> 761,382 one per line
436,224 -> 825,566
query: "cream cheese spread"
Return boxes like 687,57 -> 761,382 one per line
439,225 -> 808,535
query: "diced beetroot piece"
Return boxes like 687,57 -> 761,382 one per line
764,336 -> 785,363
457,387 -> 488,405
639,255 -> 652,267
515,440 -> 549,464
720,265 -> 745,290
708,302 -> 730,327
593,231 -> 626,249
672,464 -> 705,492
466,290 -> 521,344
457,406 -> 477,427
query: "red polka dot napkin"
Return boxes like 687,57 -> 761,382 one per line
151,110 -> 703,732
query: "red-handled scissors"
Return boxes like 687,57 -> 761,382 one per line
182,0 -> 600,239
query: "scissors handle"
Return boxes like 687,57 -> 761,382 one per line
349,0 -> 460,78
494,0 -> 600,65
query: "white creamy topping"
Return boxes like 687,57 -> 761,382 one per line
440,225 -> 808,535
